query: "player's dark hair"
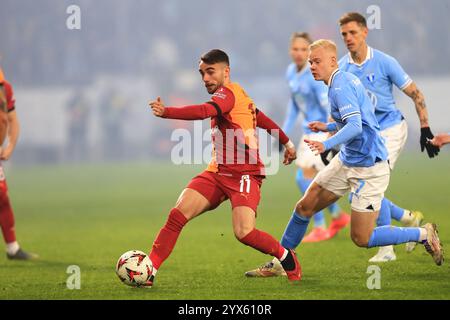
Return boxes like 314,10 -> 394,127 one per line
290,32 -> 313,44
339,12 -> 367,28
200,49 -> 230,66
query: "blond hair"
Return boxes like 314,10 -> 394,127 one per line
309,39 -> 337,55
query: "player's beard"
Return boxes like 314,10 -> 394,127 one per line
206,82 -> 223,94
206,84 -> 217,94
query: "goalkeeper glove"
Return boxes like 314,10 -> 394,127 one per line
420,127 -> 440,158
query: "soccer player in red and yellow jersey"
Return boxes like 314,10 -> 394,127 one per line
146,49 -> 301,286
0,69 -> 38,260
0,70 -> 7,144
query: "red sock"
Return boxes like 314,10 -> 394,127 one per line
149,208 -> 188,270
239,229 -> 285,260
0,185 -> 16,244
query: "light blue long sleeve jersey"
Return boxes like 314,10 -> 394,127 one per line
323,69 -> 388,167
283,63 -> 329,135
338,46 -> 412,130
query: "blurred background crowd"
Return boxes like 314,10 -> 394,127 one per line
1,0 -> 449,164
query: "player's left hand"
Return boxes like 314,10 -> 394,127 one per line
0,145 -> 13,161
304,139 -> 325,155
283,145 -> 297,165
420,126 -> 440,158
149,97 -> 166,117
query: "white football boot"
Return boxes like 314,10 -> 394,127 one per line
369,245 -> 397,263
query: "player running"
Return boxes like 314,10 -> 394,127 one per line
146,49 -> 301,287
281,32 -> 350,243
246,40 -> 443,279
305,40 -> 442,266
338,12 -> 440,262
0,68 -> 38,260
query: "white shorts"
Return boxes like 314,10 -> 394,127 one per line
381,120 -> 408,170
314,155 -> 390,212
296,132 -> 328,171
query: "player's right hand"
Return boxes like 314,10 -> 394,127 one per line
308,121 -> 327,132
420,126 -> 440,158
149,97 -> 165,117
304,139 -> 325,155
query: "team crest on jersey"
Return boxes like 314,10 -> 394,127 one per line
213,88 -> 227,100
366,73 -> 375,83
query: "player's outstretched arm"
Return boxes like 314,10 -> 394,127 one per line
403,82 -> 440,158
149,96 -> 231,121
306,115 -> 362,155
149,89 -> 235,121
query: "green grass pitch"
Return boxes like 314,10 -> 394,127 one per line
1,152 -> 449,299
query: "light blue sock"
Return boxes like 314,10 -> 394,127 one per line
367,226 -> 421,248
280,211 -> 311,249
295,169 -> 311,194
384,198 -> 406,221
313,211 -> 326,228
328,202 -> 341,219
377,197 -> 392,227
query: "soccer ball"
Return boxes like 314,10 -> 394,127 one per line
115,250 -> 154,287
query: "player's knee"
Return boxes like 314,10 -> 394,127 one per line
351,232 -> 369,248
173,205 -> 195,221
295,199 -> 314,218
234,226 -> 253,241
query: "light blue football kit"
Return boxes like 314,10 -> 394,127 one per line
281,69 -> 421,249
339,46 -> 413,227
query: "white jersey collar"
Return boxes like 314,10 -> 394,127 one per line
348,46 -> 373,66
327,68 -> 340,87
